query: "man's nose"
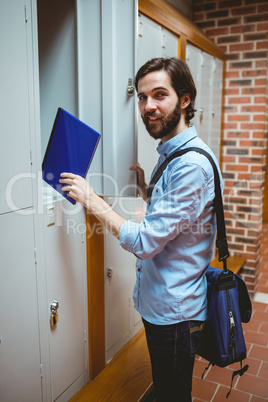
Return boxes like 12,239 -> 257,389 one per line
145,97 -> 157,112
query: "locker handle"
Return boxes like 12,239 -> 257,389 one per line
126,78 -> 135,97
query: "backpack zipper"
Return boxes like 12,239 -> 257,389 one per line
226,290 -> 236,361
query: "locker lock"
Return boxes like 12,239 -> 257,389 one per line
199,108 -> 204,123
50,300 -> 59,326
107,268 -> 114,278
126,78 -> 135,97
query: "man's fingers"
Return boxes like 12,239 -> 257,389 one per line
61,185 -> 72,192
129,163 -> 143,172
59,177 -> 73,184
60,172 -> 76,179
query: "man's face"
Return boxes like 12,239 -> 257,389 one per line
137,70 -> 181,141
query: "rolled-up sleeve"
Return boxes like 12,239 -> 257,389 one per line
119,220 -> 141,253
119,156 -> 214,260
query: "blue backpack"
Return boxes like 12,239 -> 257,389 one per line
148,147 -> 252,398
197,265 -> 251,397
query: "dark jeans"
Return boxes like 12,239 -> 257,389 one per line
143,318 -> 204,402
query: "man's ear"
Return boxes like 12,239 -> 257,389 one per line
180,94 -> 191,109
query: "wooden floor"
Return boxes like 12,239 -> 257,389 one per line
70,329 -> 153,402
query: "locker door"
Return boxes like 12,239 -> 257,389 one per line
209,58 -> 223,160
43,201 -> 88,401
0,0 -> 33,214
137,14 -> 161,183
77,0 -> 139,197
160,29 -> 179,58
36,1 -> 89,399
0,212 -> 42,402
104,197 -> 145,362
76,0 -> 103,194
137,14 -> 179,183
37,0 -> 77,161
138,13 -> 162,65
199,52 -> 214,147
101,0 -> 138,196
186,44 -> 202,134
187,44 -> 221,155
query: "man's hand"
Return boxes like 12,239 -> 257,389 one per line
59,173 -> 126,239
60,173 -> 94,209
129,163 -> 148,202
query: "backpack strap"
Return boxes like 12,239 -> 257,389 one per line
147,147 -> 229,265
226,362 -> 249,398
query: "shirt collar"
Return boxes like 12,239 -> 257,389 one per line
156,125 -> 198,157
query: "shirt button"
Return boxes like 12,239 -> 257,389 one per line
164,153 -> 167,156
148,201 -> 151,205
156,189 -> 158,193
138,268 -> 141,272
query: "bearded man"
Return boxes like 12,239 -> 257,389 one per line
60,58 -> 222,401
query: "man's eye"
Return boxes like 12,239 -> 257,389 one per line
157,92 -> 167,98
138,95 -> 146,102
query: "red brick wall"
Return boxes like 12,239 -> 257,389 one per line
193,0 -> 268,296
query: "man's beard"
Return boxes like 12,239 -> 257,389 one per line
141,100 -> 181,140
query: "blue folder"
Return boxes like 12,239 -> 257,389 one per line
42,108 -> 101,204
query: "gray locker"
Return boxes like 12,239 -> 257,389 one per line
137,14 -> 179,183
38,0 -> 141,392
104,13 -> 179,363
38,0 -> 78,158
210,58 -> 223,159
42,201 -> 88,401
101,0 -> 138,196
37,0 -> 89,399
186,43 -> 223,160
185,44 -> 202,134
104,197 -> 145,362
0,211 -> 42,402
1,0 -> 89,400
0,0 -> 33,214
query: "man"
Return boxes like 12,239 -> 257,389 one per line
60,57 -> 222,401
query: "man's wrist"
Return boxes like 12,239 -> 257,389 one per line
85,190 -> 99,212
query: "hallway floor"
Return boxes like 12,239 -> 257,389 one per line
192,224 -> 268,401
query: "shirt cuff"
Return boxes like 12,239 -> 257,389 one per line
119,220 -> 140,252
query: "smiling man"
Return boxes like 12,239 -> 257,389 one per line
138,70 -> 186,141
60,58 -> 222,401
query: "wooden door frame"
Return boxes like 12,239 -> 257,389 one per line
86,212 -> 105,380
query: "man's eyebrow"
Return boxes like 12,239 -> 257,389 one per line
137,86 -> 169,96
152,86 -> 169,92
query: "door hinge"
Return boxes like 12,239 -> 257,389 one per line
138,20 -> 143,37
34,248 -> 37,264
40,363 -> 43,378
201,53 -> 205,67
24,3 -> 28,23
84,329 -> 87,342
186,46 -> 190,61
30,147 -> 33,165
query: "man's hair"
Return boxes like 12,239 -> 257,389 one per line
135,57 -> 197,124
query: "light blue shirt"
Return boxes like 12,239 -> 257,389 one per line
119,126 -> 222,325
